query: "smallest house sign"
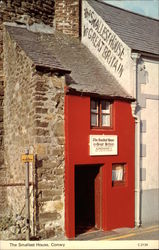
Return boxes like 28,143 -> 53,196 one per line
90,135 -> 118,156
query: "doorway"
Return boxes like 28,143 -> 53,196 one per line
75,165 -> 102,235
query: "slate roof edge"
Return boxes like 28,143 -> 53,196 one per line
66,86 -> 135,102
94,0 -> 159,21
4,24 -> 71,74
35,65 -> 71,74
131,49 -> 159,60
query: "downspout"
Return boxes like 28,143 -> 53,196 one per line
133,113 -> 141,227
131,52 -> 141,227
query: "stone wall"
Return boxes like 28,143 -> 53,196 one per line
33,73 -> 65,239
55,0 -> 80,37
0,0 -> 55,220
0,0 -> 54,26
0,10 -> 7,217
3,27 -> 37,229
3,27 -> 65,239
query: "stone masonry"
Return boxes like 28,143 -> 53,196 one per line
0,6 -> 7,217
2,26 -> 65,239
0,0 -> 55,220
0,0 -> 55,26
55,0 -> 80,37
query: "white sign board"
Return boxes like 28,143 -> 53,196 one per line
90,135 -> 118,156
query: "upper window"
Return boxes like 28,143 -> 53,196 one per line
90,99 -> 112,128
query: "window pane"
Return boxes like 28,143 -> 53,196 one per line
112,164 -> 125,183
91,113 -> 98,126
101,114 -> 110,126
101,101 -> 110,114
91,100 -> 98,112
112,168 -> 123,181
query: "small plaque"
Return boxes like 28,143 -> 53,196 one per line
90,135 -> 118,156
21,154 -> 34,163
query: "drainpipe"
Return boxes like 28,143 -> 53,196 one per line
133,114 -> 141,227
131,52 -> 141,227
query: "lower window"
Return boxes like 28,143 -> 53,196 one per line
112,163 -> 126,187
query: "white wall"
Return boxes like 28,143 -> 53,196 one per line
140,59 -> 159,95
140,59 -> 159,190
141,99 -> 159,190
82,0 -> 134,97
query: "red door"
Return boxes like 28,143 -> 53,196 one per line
95,168 -> 102,229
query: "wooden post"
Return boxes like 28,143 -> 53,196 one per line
25,148 -> 30,240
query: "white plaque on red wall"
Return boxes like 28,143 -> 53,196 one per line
90,135 -> 118,156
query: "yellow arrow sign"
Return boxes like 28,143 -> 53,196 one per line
21,154 -> 34,163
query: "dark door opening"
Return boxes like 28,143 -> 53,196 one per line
75,165 -> 102,235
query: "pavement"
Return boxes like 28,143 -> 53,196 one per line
74,223 -> 159,241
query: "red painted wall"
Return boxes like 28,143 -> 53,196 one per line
65,94 -> 135,238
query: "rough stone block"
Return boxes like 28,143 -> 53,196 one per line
39,212 -> 60,223
36,108 -> 48,114
35,120 -> 49,128
38,181 -> 54,189
36,144 -> 47,157
36,136 -> 51,143
41,200 -> 64,214
57,137 -> 65,145
54,168 -> 64,175
35,128 -> 50,136
54,120 -> 64,137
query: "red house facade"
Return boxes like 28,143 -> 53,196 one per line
65,93 -> 135,238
